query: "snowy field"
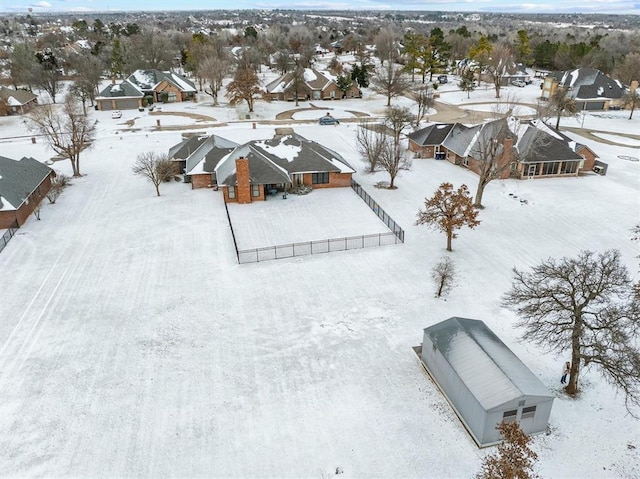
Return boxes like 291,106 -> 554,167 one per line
228,188 -> 390,250
0,77 -> 639,478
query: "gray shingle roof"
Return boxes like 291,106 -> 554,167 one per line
0,87 -> 38,105
558,68 -> 624,100
214,132 -> 354,186
127,70 -> 196,93
184,135 -> 239,175
168,136 -> 208,160
408,123 -> 455,146
442,123 -> 481,157
96,79 -> 143,99
425,317 -> 553,411
517,124 -> 583,164
0,156 -> 53,211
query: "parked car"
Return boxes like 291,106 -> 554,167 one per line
111,110 -> 122,119
511,80 -> 526,88
319,115 -> 339,125
437,75 -> 448,84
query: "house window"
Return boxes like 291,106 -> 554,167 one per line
521,406 -> 536,419
228,186 -> 236,199
462,157 -> 469,168
561,161 -> 578,174
312,172 -> 329,184
168,92 -> 177,102
251,184 -> 260,197
543,162 -> 559,176
502,410 -> 517,423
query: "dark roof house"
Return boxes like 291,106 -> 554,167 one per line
0,87 -> 38,115
0,156 -> 54,228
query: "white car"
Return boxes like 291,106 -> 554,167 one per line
511,80 -> 526,88
111,110 -> 122,119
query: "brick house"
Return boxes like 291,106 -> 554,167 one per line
265,68 -> 360,101
410,118 -> 599,179
96,70 -> 197,110
168,134 -> 239,188
541,68 -> 626,111
0,87 -> 38,115
215,130 -> 355,204
0,156 -> 55,228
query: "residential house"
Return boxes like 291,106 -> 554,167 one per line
409,118 -> 599,179
215,129 -> 355,204
418,317 -> 554,447
0,87 -> 38,115
168,134 -> 239,188
541,68 -> 625,110
0,156 -> 55,228
96,69 -> 197,110
265,68 -> 360,101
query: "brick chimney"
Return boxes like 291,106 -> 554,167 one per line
499,136 -> 515,179
235,157 -> 252,204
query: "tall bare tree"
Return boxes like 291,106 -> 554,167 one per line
375,28 -> 399,65
132,152 -> 174,197
485,44 -> 515,99
622,89 -> 640,120
416,183 -> 480,252
502,249 -> 640,413
409,84 -> 435,127
28,94 -> 96,177
285,64 -> 306,106
125,29 -> 175,72
226,67 -> 262,113
546,86 -> 579,130
69,54 -> 104,114
9,43 -> 38,90
470,120 -> 516,208
371,61 -> 410,106
614,52 -> 640,87
199,45 -> 233,106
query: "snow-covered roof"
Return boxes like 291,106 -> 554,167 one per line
425,317 -> 553,411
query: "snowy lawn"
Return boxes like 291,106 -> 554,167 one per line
0,81 -> 639,478
227,187 -> 391,250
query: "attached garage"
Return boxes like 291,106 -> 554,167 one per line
96,81 -> 144,111
582,101 -> 605,111
418,317 -> 554,447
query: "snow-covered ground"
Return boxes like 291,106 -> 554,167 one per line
0,78 -> 639,478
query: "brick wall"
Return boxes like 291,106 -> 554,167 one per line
0,172 -> 53,228
302,172 -> 352,189
191,174 -> 213,189
235,158 -> 252,204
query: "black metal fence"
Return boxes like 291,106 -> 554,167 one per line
237,232 -> 401,264
0,221 -> 19,254
223,200 -> 239,262
351,179 -> 405,242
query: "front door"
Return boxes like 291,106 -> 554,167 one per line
527,164 -> 536,177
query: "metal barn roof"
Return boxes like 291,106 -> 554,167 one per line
424,317 -> 553,411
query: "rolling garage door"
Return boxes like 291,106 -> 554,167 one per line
116,99 -> 140,110
584,101 -> 605,110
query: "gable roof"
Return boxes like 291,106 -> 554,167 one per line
127,70 -> 196,93
168,136 -> 208,160
265,68 -> 336,94
517,121 -> 584,164
408,123 -> 455,146
465,118 -> 513,159
0,156 -> 53,211
184,135 -> 239,175
442,123 -> 481,157
215,132 -> 354,186
0,87 -> 38,106
557,68 -> 625,100
425,317 -> 553,411
96,79 -> 143,99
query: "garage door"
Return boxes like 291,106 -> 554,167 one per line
584,101 -> 605,110
116,99 -> 140,110
99,100 -> 112,111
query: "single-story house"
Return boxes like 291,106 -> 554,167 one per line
215,129 -> 355,203
418,317 -> 554,447
0,87 -> 38,115
541,68 -> 625,110
0,156 -> 55,228
168,134 -> 239,188
265,68 -> 360,101
95,79 -> 144,111
96,69 -> 197,110
410,118 -> 599,179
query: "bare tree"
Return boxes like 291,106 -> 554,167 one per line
371,62 -> 410,107
409,84 -> 435,127
32,203 -> 42,221
485,44 -> 515,99
622,89 -> 640,120
502,250 -> 640,413
9,43 -> 38,90
46,173 -> 70,204
357,107 -> 413,189
476,422 -> 540,479
614,52 -> 640,87
28,94 -> 96,177
199,46 -> 233,106
432,257 -> 456,298
374,28 -> 399,65
125,29 -> 175,72
471,121 -> 516,208
132,152 -> 174,197
285,64 -> 306,106
69,53 -> 103,113
416,183 -> 480,252
32,50 -> 62,103
226,67 -> 263,113
546,86 -> 579,130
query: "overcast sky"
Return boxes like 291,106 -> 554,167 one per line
1,0 -> 639,14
